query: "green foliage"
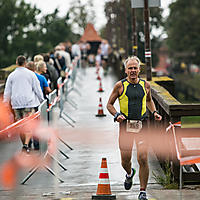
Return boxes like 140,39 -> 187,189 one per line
166,0 -> 200,65
134,7 -> 164,65
39,10 -> 73,50
68,0 -> 96,35
103,0 -> 164,67
152,161 -> 178,189
173,73 -> 200,103
0,0 -> 75,68
0,0 -> 41,67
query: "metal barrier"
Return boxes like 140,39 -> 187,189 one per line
166,120 -> 200,189
39,99 -> 48,121
56,58 -> 82,127
64,77 -> 77,109
0,57 -> 81,186
21,98 -> 67,184
68,58 -> 82,97
149,76 -> 200,186
38,99 -> 48,153
48,89 -> 57,122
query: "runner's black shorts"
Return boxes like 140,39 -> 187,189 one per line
119,119 -> 148,151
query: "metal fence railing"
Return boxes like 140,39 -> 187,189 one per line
0,56 -> 81,187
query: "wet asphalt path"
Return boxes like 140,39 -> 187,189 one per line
0,66 -> 199,200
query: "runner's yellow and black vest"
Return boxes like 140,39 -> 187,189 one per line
119,78 -> 147,120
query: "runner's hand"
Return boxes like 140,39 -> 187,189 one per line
117,114 -> 126,123
154,112 -> 162,121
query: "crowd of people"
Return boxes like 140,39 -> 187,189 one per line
3,55 -> 44,153
71,39 -> 111,71
2,39 -> 112,153
2,37 -> 164,200
2,42 -> 75,153
1,37 -> 129,159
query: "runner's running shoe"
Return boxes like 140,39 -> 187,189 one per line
124,168 -> 136,190
138,192 -> 148,200
22,144 -> 30,153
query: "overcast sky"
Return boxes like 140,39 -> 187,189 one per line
25,0 -> 175,31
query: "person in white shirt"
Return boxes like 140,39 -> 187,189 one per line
3,55 -> 44,153
100,39 -> 110,74
71,42 -> 81,59
55,45 -> 72,69
95,48 -> 102,66
100,39 -> 109,59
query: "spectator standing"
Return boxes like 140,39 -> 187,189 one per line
65,41 -> 72,60
26,61 -> 51,151
25,61 -> 40,151
95,48 -> 102,66
3,56 -> 44,153
35,61 -> 52,98
33,54 -> 43,63
34,54 -> 50,84
55,45 -> 72,71
51,51 -> 66,78
80,40 -> 91,61
43,54 -> 59,90
71,41 -> 81,60
100,39 -> 110,74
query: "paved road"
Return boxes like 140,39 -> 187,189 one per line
0,66 -> 199,200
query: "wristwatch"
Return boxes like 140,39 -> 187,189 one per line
152,110 -> 159,117
114,112 -> 121,122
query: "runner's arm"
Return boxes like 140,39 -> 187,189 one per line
3,76 -> 11,104
107,81 -> 121,116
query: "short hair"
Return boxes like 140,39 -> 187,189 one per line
49,58 -> 54,65
54,51 -> 60,58
43,54 -> 50,62
16,55 -> 26,66
26,61 -> 35,72
36,60 -> 46,72
55,45 -> 61,51
34,54 -> 44,63
123,56 -> 141,68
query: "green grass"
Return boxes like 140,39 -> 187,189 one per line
152,162 -> 179,189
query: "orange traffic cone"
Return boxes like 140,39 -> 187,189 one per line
97,72 -> 101,80
97,81 -> 104,92
92,158 -> 116,199
96,63 -> 100,74
96,97 -> 106,117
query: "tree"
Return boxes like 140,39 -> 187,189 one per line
68,0 -> 96,35
38,9 -> 74,52
136,7 -> 164,66
0,0 -> 75,67
166,0 -> 200,65
103,0 -> 163,67
0,0 -> 41,67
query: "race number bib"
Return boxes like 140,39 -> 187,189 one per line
126,120 -> 142,133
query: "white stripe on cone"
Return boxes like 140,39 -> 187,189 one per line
98,178 -> 110,184
99,168 -> 108,173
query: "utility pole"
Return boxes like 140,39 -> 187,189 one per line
119,2 -> 124,52
114,1 -> 120,49
120,0 -> 128,58
123,0 -> 128,57
131,0 -> 160,80
132,8 -> 137,56
144,0 -> 152,81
